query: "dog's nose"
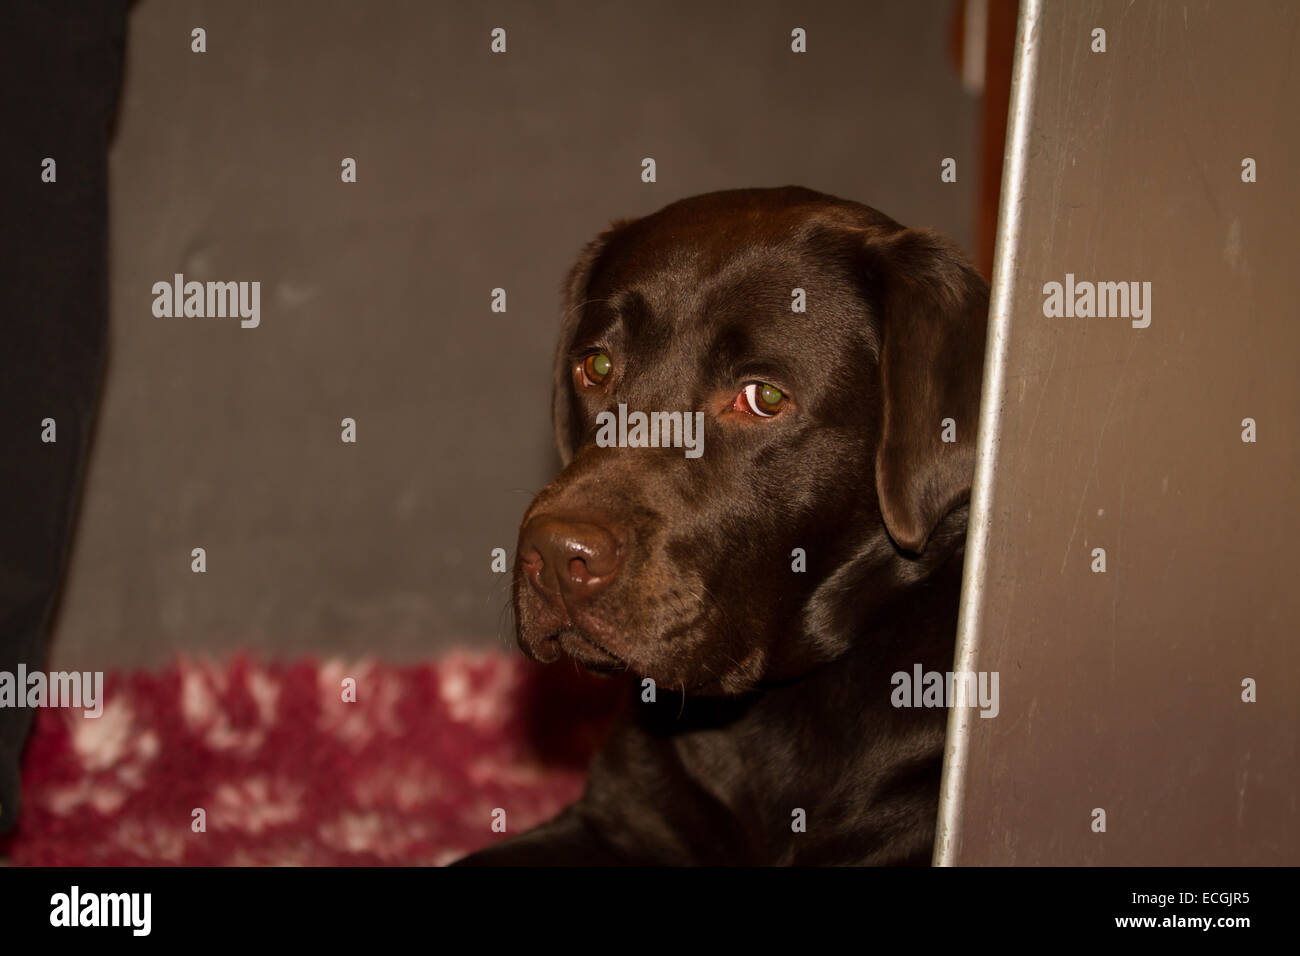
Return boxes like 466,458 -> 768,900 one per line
519,515 -> 622,607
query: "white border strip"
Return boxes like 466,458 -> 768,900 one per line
933,0 -> 1044,867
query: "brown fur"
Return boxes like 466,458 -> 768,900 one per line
455,187 -> 988,865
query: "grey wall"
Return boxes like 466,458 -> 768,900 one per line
51,0 -> 978,670
939,0 -> 1298,865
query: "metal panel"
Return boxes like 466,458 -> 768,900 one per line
938,0 -> 1299,865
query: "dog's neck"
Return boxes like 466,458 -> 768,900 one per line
621,537 -> 965,864
650,540 -> 964,720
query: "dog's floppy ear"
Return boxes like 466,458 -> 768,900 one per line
866,228 -> 989,555
552,218 -> 636,465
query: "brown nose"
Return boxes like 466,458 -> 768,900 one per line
519,515 -> 622,608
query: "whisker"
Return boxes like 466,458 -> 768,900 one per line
563,295 -> 618,320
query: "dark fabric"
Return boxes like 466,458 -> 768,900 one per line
0,0 -> 128,834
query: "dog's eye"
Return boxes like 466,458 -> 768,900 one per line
736,382 -> 786,418
580,352 -> 613,386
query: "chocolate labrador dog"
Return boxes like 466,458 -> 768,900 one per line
455,186 -> 988,865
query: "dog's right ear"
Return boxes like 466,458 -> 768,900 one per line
552,218 -> 636,465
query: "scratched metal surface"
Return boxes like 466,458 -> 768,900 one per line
940,0 -> 1299,865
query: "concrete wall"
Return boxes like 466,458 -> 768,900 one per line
51,0 -> 978,670
939,0 -> 1298,865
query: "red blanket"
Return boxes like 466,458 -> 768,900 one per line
0,652 -> 618,865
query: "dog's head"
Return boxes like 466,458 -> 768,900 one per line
514,187 -> 988,695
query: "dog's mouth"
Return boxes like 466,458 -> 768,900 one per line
553,627 -> 628,676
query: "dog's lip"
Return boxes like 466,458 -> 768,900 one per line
556,628 -> 627,673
